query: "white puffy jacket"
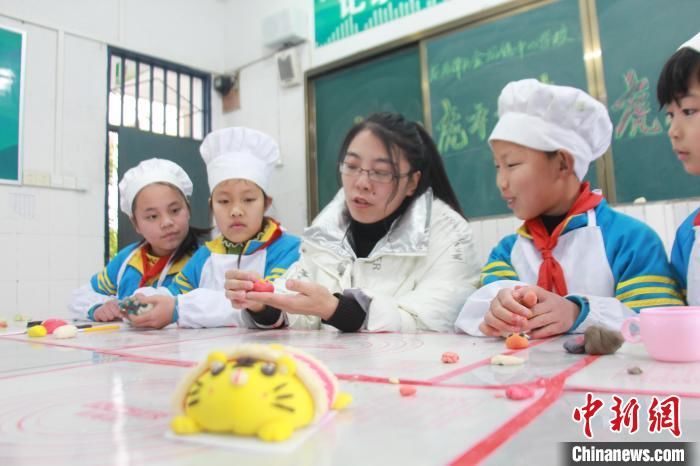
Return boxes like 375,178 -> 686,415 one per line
277,189 -> 481,332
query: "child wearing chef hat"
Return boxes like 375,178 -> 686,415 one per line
455,79 -> 681,338
128,127 -> 301,329
657,32 -> 700,305
69,158 -> 205,322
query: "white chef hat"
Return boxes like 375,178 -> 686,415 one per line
488,79 -> 613,180
199,127 -> 279,194
118,158 -> 193,216
679,32 -> 700,52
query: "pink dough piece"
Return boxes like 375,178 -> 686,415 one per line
505,385 -> 534,400
399,385 -> 417,397
441,351 -> 460,364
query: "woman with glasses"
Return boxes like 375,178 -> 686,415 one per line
226,112 -> 481,332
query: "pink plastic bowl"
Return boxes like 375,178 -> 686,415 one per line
621,306 -> 700,362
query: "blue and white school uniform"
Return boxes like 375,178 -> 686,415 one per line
169,219 -> 300,328
69,242 -> 190,320
670,207 -> 700,305
455,200 -> 683,335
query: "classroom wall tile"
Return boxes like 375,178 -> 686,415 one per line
49,280 -> 79,320
49,235 -> 79,281
78,236 -> 105,283
77,190 -> 105,238
17,280 -> 50,320
0,280 -> 18,317
17,234 -> 50,281
0,233 -> 18,282
49,190 -> 80,236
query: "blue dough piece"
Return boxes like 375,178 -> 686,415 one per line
563,336 -> 586,354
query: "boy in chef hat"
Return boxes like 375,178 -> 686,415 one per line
455,79 -> 681,338
658,32 -> 700,304
69,158 -> 205,321
129,127 -> 301,329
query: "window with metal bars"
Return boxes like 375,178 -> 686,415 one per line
107,47 -> 210,139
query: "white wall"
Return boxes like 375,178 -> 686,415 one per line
0,0 -> 228,321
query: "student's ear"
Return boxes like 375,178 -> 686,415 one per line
557,150 -> 576,177
130,216 -> 142,236
264,196 -> 273,211
406,170 -> 422,196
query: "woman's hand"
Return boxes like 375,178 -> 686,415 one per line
245,279 -> 339,320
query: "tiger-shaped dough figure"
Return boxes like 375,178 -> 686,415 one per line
171,344 -> 352,442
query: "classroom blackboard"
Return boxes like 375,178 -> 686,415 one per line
597,0 -> 700,203
425,0 -> 591,218
117,127 -> 210,252
312,46 -> 423,213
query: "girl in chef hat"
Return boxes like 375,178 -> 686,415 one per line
128,127 -> 301,329
455,79 -> 681,338
69,158 -> 205,321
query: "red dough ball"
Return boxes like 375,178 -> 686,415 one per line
251,280 -> 274,293
399,385 -> 417,397
505,385 -> 534,400
42,318 -> 68,334
441,351 -> 460,364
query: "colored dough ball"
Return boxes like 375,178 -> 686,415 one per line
42,319 -> 68,334
505,332 -> 529,350
252,280 -> 275,293
441,351 -> 460,363
53,324 -> 79,339
28,325 -> 47,337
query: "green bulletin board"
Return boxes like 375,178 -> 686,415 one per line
425,0 -> 590,218
315,0 -> 447,47
0,26 -> 24,184
597,0 -> 700,203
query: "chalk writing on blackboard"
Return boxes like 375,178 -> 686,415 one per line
435,99 -> 469,153
429,25 -> 575,83
611,69 -> 664,140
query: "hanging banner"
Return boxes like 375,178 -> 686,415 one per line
315,0 -> 448,47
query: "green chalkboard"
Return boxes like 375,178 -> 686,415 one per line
425,0 -> 591,218
313,46 -> 423,213
117,127 -> 210,251
597,0 -> 700,203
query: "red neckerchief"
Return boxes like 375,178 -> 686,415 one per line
138,246 -> 171,287
523,182 -> 603,296
693,210 -> 700,226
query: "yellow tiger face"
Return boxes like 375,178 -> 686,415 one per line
182,351 -> 315,436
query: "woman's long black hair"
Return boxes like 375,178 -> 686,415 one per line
337,112 -> 464,217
